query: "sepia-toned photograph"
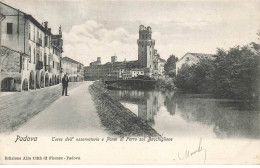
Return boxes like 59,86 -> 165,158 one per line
0,0 -> 259,165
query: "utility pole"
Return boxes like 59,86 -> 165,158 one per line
0,14 -> 6,52
0,14 -> 6,92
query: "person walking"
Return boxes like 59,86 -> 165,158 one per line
62,74 -> 69,96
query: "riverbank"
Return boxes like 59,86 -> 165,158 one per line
0,82 -> 83,133
89,81 -> 160,137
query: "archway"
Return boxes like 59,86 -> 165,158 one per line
45,73 -> 49,87
36,72 -> 40,89
57,75 -> 60,84
52,75 -> 55,85
22,78 -> 28,91
54,75 -> 57,85
29,71 -> 35,90
49,78 -> 52,86
40,71 -> 44,88
1,77 -> 16,91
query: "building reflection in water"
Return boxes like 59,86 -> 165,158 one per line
109,89 -> 259,139
110,90 -> 176,125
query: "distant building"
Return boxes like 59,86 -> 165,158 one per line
176,53 -> 215,75
84,25 -> 165,81
84,57 -> 140,81
90,57 -> 101,66
111,56 -> 117,63
153,49 -> 166,76
61,57 -> 84,82
130,69 -> 144,78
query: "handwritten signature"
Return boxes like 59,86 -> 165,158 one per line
177,138 -> 207,164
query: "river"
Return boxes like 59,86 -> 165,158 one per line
109,89 -> 259,139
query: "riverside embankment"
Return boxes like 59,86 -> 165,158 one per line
89,81 -> 160,137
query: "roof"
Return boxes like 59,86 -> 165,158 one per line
158,57 -> 166,63
131,69 -> 144,71
52,34 -> 62,39
0,13 -> 6,21
62,57 -> 83,66
178,52 -> 216,62
25,15 -> 46,33
86,60 -> 140,68
0,2 -> 48,33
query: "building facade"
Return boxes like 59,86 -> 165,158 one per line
130,69 -> 144,78
61,57 -> 84,82
0,2 -> 63,91
153,49 -> 166,76
84,56 -> 140,81
176,52 -> 215,75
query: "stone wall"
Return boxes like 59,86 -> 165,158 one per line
1,46 -> 21,72
0,46 -> 22,91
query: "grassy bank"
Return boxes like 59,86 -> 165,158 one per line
0,82 -> 83,133
89,81 -> 160,137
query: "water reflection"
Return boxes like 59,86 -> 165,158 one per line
109,90 -> 259,139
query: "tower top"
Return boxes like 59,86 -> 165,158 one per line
139,25 -> 152,32
138,25 -> 152,40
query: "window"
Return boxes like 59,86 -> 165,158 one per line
29,46 -> 31,62
23,57 -> 25,70
53,61 -> 54,68
29,25 -> 31,39
145,34 -> 147,39
34,49 -> 36,63
44,55 -> 46,67
7,23 -> 13,34
45,36 -> 48,47
33,27 -> 35,41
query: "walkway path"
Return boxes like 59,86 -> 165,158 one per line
13,82 -> 108,137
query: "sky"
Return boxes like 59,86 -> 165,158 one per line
2,0 -> 260,66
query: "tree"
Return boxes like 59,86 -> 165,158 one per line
175,58 -> 214,93
213,46 -> 259,99
164,54 -> 178,77
175,31 -> 259,99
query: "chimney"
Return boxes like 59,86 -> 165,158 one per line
59,25 -> 62,36
97,57 -> 101,63
44,22 -> 48,29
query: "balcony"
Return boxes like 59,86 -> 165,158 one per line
36,39 -> 42,47
36,61 -> 43,70
48,66 -> 53,73
44,64 -> 48,71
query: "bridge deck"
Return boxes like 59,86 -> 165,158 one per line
104,79 -> 156,84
